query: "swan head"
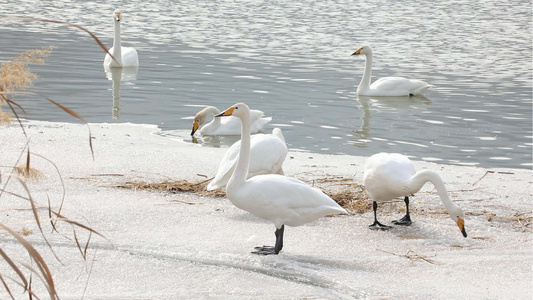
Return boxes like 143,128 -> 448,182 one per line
351,45 -> 372,56
113,9 -> 122,22
191,106 -> 220,136
449,206 -> 467,238
216,102 -> 249,119
191,111 -> 207,136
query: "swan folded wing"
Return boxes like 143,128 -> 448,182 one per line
234,175 -> 345,228
121,47 -> 139,67
201,116 -> 242,135
247,135 -> 288,176
250,116 -> 272,133
370,77 -> 430,96
364,153 -> 416,200
206,140 -> 241,190
249,110 -> 271,133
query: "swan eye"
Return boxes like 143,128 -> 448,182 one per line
235,107 -> 239,110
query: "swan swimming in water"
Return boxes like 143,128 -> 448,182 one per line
207,128 -> 288,191
363,152 -> 467,237
191,106 -> 271,136
352,45 -> 432,97
216,103 -> 347,255
103,9 -> 139,68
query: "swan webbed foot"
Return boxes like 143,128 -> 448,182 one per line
392,196 -> 413,226
392,214 -> 412,226
369,221 -> 392,230
252,225 -> 284,255
252,246 -> 279,255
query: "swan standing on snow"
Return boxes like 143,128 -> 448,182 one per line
207,128 -> 288,191
103,9 -> 139,68
352,45 -> 431,96
216,103 -> 346,255
363,153 -> 467,237
191,106 -> 271,136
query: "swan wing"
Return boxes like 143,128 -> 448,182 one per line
232,174 -> 346,228
206,139 -> 241,190
247,134 -> 288,177
121,47 -> 139,67
201,112 -> 271,136
370,77 -> 431,96
364,153 -> 416,201
249,109 -> 272,133
200,116 -> 242,135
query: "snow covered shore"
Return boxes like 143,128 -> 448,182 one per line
1,120 -> 531,299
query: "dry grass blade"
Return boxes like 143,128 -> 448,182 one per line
46,98 -> 94,160
3,174 -> 61,263
0,248 -> 28,293
0,224 -> 57,300
31,153 -> 67,222
46,97 -> 87,123
3,97 -> 28,137
51,211 -> 105,240
73,228 -> 85,260
14,148 -> 45,182
3,97 -> 26,117
0,273 -> 15,300
377,248 -> 441,265
1,17 -> 117,64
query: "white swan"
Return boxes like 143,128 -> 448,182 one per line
352,45 -> 432,97
216,103 -> 347,255
103,9 -> 139,68
363,152 -> 467,237
191,106 -> 271,136
207,128 -> 288,191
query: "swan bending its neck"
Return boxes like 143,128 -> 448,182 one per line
363,152 -> 466,237
408,170 -> 457,213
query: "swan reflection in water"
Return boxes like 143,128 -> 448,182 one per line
354,94 -> 432,140
104,66 -> 138,119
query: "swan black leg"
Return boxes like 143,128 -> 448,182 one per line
369,201 -> 392,230
392,196 -> 413,226
252,225 -> 284,255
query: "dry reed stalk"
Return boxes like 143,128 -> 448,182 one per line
0,18 -> 114,298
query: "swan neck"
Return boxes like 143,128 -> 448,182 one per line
228,110 -> 251,190
359,52 -> 373,91
207,107 -> 221,128
409,170 -> 456,212
113,21 -> 122,65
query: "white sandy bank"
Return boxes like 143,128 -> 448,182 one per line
0,120 -> 531,299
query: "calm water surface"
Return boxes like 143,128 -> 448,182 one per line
1,0 -> 531,169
